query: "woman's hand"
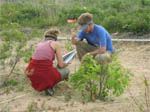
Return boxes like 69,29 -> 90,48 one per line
64,62 -> 71,67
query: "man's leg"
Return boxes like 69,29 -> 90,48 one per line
76,41 -> 112,64
76,41 -> 96,60
95,51 -> 112,64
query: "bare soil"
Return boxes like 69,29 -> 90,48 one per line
0,39 -> 150,112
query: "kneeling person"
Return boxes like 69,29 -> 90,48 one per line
25,29 -> 70,96
71,13 -> 114,64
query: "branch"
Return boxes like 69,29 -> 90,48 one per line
0,94 -> 27,105
127,87 -> 144,112
8,57 -> 18,77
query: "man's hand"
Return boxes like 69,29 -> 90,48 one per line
81,53 -> 90,63
70,29 -> 80,45
71,29 -> 76,38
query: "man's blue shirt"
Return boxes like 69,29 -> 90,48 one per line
77,24 -> 114,52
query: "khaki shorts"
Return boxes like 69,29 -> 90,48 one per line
76,41 -> 112,64
56,67 -> 70,80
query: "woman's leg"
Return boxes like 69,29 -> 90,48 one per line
56,67 -> 70,80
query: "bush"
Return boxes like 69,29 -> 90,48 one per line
122,8 -> 150,33
58,7 -> 104,25
0,0 -> 150,34
102,15 -> 123,33
0,2 -> 52,27
0,23 -> 34,77
70,55 -> 133,101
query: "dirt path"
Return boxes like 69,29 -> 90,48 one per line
0,42 -> 150,112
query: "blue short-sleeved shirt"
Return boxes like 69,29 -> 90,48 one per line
77,24 -> 114,53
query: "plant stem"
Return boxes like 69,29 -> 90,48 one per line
8,56 -> 18,77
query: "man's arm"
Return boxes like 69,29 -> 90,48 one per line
71,32 -> 80,45
81,46 -> 106,63
88,46 -> 106,55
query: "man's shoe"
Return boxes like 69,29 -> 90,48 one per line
45,88 -> 54,96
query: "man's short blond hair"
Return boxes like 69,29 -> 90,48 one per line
78,13 -> 93,25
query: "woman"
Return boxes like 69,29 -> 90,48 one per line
25,29 -> 70,96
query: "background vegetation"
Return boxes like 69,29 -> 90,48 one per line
0,0 -> 150,33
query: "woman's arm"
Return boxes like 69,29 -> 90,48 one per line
51,41 -> 69,68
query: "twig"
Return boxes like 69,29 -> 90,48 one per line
127,87 -> 144,112
8,57 -> 18,77
144,76 -> 150,112
0,94 -> 27,105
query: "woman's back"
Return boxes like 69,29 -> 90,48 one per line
32,40 -> 55,61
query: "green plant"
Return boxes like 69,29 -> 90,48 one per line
3,79 -> 18,87
27,102 -> 38,112
71,55 -> 100,101
129,75 -> 150,112
64,41 -> 74,51
71,54 -> 132,101
103,15 -> 123,33
0,2 -> 57,27
122,8 -> 150,34
0,23 -> 34,86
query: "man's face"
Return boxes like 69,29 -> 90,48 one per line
84,25 -> 91,33
84,24 -> 93,33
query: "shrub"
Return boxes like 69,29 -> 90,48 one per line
70,55 -> 132,101
0,23 -> 34,77
58,7 -> 104,25
102,15 -> 123,33
0,2 -> 52,27
122,8 -> 150,34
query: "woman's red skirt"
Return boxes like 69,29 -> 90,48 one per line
25,59 -> 61,91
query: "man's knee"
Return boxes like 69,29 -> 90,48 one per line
95,52 -> 112,64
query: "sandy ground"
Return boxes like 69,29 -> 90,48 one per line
0,40 -> 150,112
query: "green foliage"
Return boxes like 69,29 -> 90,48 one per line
71,54 -> 133,101
103,15 -> 123,33
27,102 -> 38,112
0,0 -> 150,33
0,23 -> 34,78
122,8 -> 150,33
64,41 -> 74,51
4,79 -> 18,87
0,2 -> 55,27
101,0 -> 126,12
71,55 -> 100,101
107,60 -> 132,96
58,7 -> 103,25
0,42 -> 12,60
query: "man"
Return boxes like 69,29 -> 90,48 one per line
71,12 -> 114,64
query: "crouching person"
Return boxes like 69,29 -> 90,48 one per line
71,13 -> 114,64
25,29 -> 70,96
